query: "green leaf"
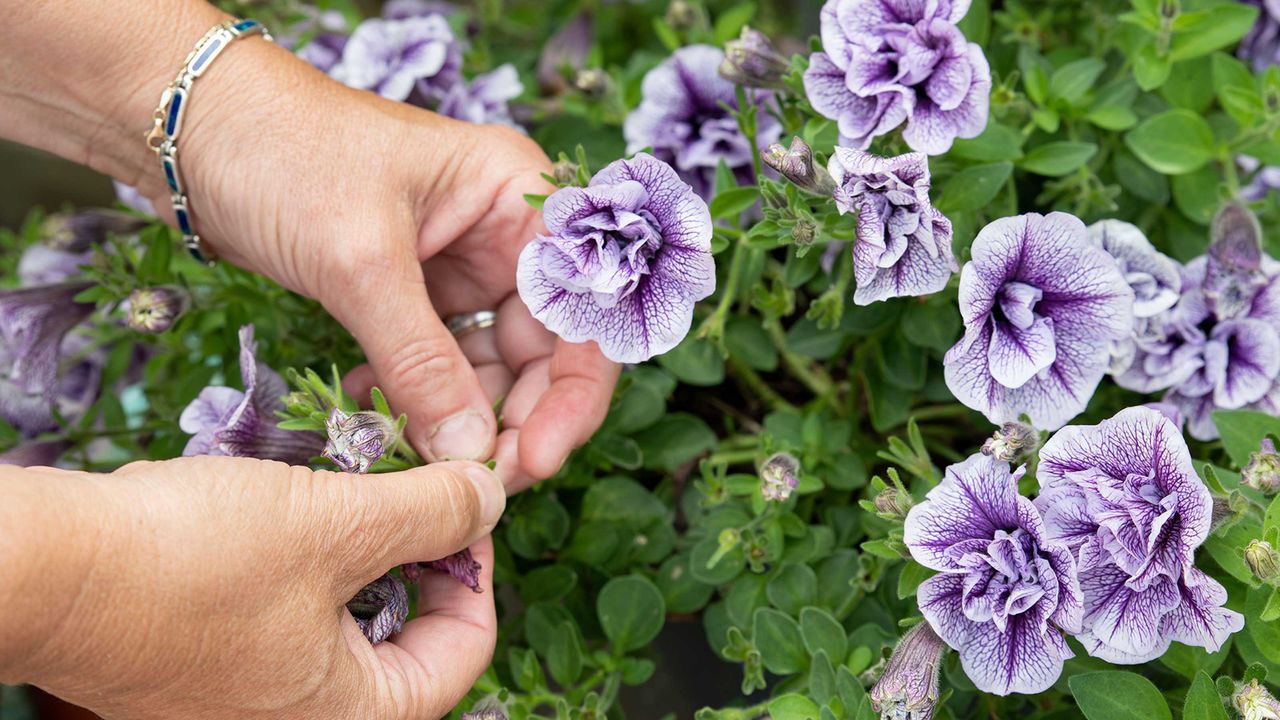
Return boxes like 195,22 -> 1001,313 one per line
1069,671 -> 1172,720
1049,58 -> 1106,105
520,565 -> 578,603
1169,5 -> 1259,61
546,621 -> 584,687
1134,44 -> 1172,90
902,294 -> 961,353
1172,165 -> 1224,225
690,532 -> 746,584
1213,410 -> 1280,467
809,651 -> 837,705
950,123 -> 1024,162
726,316 -> 779,371
1213,52 -> 1260,126
1018,141 -> 1097,176
752,607 -> 808,674
767,564 -> 818,615
1184,671 -> 1229,720
709,186 -> 760,219
767,693 -> 820,720
1204,520 -> 1262,585
1262,587 -> 1280,623
936,161 -> 1012,212
800,606 -> 849,662
525,603 -> 575,659
713,2 -> 757,44
896,562 -> 935,599
582,476 -> 668,526
1125,110 -> 1217,175
657,554 -> 715,614
597,575 -> 666,652
1159,638 -> 1233,680
523,193 -> 547,209
634,412 -> 717,470
657,335 -> 725,386
1086,105 -> 1139,131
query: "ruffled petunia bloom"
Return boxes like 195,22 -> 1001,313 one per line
0,282 -> 97,435
516,152 -> 715,363
347,572 -> 409,643
829,148 -> 957,305
1239,0 -> 1280,72
623,45 -> 781,198
804,0 -> 990,155
1036,407 -> 1244,662
179,326 -> 323,464
436,64 -> 523,128
329,15 -> 461,102
943,213 -> 1134,430
17,244 -> 92,287
1087,220 -> 1181,319
904,453 -> 1082,695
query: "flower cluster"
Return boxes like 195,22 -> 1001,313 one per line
1112,205 -> 1280,440
804,0 -> 990,154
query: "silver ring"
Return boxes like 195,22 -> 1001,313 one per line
446,310 -> 497,337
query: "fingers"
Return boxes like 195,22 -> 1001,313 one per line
328,240 -> 496,463
517,339 -> 620,478
317,461 -> 505,597
373,538 -> 497,720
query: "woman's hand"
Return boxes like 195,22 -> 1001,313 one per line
0,456 -> 506,719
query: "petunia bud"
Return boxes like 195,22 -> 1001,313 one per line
552,159 -> 580,186
719,26 -> 790,90
125,286 -> 190,333
1206,203 -> 1267,318
323,408 -> 399,474
1245,539 -> 1280,584
664,0 -> 701,29
981,422 -> 1039,463
347,572 -> 408,643
791,217 -> 817,247
1211,491 -> 1252,534
41,209 -> 147,252
1234,679 -> 1280,720
1243,438 -> 1280,494
870,622 -> 947,720
762,137 -> 837,196
872,485 -> 913,521
536,12 -> 592,95
573,68 -> 611,97
760,452 -> 800,502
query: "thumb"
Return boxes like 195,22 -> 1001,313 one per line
319,460 -> 506,596
328,239 -> 496,462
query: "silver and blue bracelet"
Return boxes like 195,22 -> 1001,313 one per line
145,18 -> 272,265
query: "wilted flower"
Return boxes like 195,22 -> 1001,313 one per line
403,549 -> 484,593
347,572 -> 409,643
1239,0 -> 1280,72
112,180 -> 157,217
1244,438 -> 1280,493
329,15 -> 461,102
904,453 -> 1082,695
763,137 -> 836,196
1234,679 -> 1280,720
536,13 -> 593,94
760,452 -> 800,502
944,213 -> 1134,430
1037,407 -> 1244,662
41,209 -> 146,252
1086,220 -> 1181,318
981,421 -> 1038,463
516,153 -> 715,363
436,64 -> 523,128
804,0 -> 991,154
125,286 -> 190,334
179,326 -> 324,464
1245,538 -> 1280,584
870,622 -> 946,720
719,27 -> 790,90
323,408 -> 398,474
624,45 -> 781,198
460,705 -> 508,720
829,148 -> 956,305
0,282 -> 96,434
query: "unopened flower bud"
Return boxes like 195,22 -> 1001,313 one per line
1211,491 -> 1252,534
1245,539 -> 1280,584
719,26 -> 790,90
347,573 -> 408,643
871,622 -> 946,720
552,159 -> 580,185
461,707 -> 508,720
125,286 -> 190,333
665,0 -> 701,29
762,137 -> 837,196
1234,679 -> 1280,720
981,422 -> 1039,463
791,217 -> 816,247
873,485 -> 913,520
1244,438 -> 1280,494
760,452 -> 800,502
41,209 -> 147,252
573,68 -> 611,97
323,409 -> 398,474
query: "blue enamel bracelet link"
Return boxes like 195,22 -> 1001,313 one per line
145,19 -> 272,265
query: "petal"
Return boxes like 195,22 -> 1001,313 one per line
854,208 -> 955,304
1078,563 -> 1180,662
1158,568 -> 1244,653
592,154 -> 713,253
924,55 -> 973,111
987,316 -> 1057,389
957,606 -> 1072,695
1208,319 -> 1280,408
1086,220 -> 1182,318
917,573 -> 976,651
904,453 -> 1022,571
178,386 -> 245,434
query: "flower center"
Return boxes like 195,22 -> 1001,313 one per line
958,528 -> 1046,630
561,208 -> 664,308
995,281 -> 1043,331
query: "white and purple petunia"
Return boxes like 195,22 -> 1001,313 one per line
1239,0 -> 1280,72
803,0 -> 991,155
623,45 -> 781,199
516,153 -> 715,364
1035,407 -> 1244,662
828,147 -> 957,305
179,326 -> 323,464
904,453 -> 1082,696
435,64 -> 524,128
943,212 -> 1134,430
329,14 -> 461,102
0,282 -> 98,436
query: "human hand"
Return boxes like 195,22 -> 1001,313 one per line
0,455 -> 505,720
139,41 -> 620,491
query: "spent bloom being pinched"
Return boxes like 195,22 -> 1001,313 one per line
624,45 -> 781,198
516,152 -> 715,363
403,551 -> 483,593
347,572 -> 409,643
179,326 -> 324,465
1036,407 -> 1244,662
943,212 -> 1134,430
762,137 -> 837,196
329,14 -> 461,102
869,621 -> 946,720
323,408 -> 399,474
804,0 -> 990,154
829,148 -> 956,305
1244,438 -> 1280,494
760,452 -> 800,502
904,453 -> 1082,695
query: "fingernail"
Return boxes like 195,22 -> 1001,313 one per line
465,464 -> 506,531
428,412 -> 491,462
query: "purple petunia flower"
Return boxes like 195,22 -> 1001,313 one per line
1239,0 -> 1280,72
905,453 -> 1082,695
828,147 -> 957,305
516,152 -> 715,363
297,32 -> 349,73
436,64 -> 524,128
804,0 -> 991,155
329,15 -> 461,102
1036,407 -> 1244,662
0,282 -> 97,435
623,45 -> 781,199
112,181 -> 157,217
17,245 -> 92,287
382,0 -> 458,20
943,213 -> 1134,430
1086,220 -> 1181,319
179,326 -> 323,464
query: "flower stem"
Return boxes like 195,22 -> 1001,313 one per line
764,319 -> 838,401
728,356 -> 795,412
